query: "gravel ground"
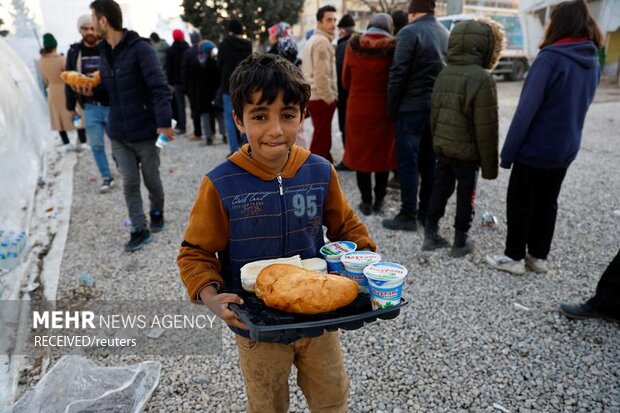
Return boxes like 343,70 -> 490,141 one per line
19,81 -> 620,412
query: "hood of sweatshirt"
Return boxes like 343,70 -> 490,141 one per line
540,41 -> 598,69
228,144 -> 312,180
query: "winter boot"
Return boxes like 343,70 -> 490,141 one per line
450,230 -> 474,257
422,227 -> 450,251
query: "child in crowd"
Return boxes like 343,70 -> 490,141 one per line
177,53 -> 376,412
423,18 -> 505,257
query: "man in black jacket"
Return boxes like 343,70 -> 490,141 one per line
218,19 -> 252,155
383,0 -> 448,232
166,29 -> 189,134
65,14 -> 114,193
335,14 -> 355,171
77,0 -> 173,252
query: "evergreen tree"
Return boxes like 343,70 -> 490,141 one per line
181,0 -> 304,42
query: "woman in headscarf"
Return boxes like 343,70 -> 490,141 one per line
267,22 -> 299,65
342,13 -> 398,215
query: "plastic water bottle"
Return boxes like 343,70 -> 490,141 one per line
73,115 -> 81,128
155,119 -> 176,149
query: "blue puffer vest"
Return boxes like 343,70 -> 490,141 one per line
208,154 -> 332,342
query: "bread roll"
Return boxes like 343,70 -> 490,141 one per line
240,255 -> 303,292
255,264 -> 359,314
60,70 -> 101,87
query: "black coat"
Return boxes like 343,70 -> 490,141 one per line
98,30 -> 172,142
336,34 -> 352,101
166,40 -> 189,86
182,45 -> 221,114
217,35 -> 252,93
387,15 -> 449,116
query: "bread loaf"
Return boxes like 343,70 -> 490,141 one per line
255,264 -> 359,314
60,70 -> 101,87
240,255 -> 303,292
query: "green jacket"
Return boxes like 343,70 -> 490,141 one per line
430,18 -> 504,179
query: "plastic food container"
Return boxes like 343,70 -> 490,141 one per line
364,262 -> 408,310
340,251 -> 381,293
319,241 -> 357,273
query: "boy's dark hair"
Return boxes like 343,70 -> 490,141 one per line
230,53 -> 311,123
150,32 -> 160,42
316,5 -> 337,22
391,10 -> 408,34
541,0 -> 603,48
90,0 -> 123,31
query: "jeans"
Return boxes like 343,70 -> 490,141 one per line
504,162 -> 567,260
394,110 -> 436,218
426,158 -> 478,233
172,85 -> 186,131
201,110 -> 225,141
307,100 -> 338,163
111,139 -> 164,230
82,103 -> 112,179
223,93 -> 241,153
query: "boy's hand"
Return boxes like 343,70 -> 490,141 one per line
199,287 -> 248,330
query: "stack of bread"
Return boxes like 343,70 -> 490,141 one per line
60,70 -> 101,87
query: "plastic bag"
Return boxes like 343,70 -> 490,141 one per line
10,355 -> 160,413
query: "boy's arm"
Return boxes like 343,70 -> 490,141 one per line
323,166 -> 377,251
177,176 -> 229,300
473,76 -> 499,180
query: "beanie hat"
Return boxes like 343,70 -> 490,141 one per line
228,19 -> 243,35
408,0 -> 436,13
367,13 -> 393,34
43,33 -> 57,50
337,14 -> 355,29
172,29 -> 185,42
189,31 -> 202,46
77,15 -> 92,31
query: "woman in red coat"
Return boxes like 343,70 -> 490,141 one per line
342,13 -> 398,215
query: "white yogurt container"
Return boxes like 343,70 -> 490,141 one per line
363,262 -> 408,310
340,251 -> 381,293
319,241 -> 357,273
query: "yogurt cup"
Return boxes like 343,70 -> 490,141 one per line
319,241 -> 357,274
340,251 -> 381,293
363,262 -> 408,310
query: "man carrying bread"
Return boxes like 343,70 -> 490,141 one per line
178,53 -> 376,412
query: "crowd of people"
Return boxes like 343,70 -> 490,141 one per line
35,0 -> 618,410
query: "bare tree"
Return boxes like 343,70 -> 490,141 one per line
350,0 -> 408,13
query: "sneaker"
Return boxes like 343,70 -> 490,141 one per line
526,253 -> 548,273
174,128 -> 186,135
422,228 -> 450,251
382,211 -> 417,231
560,302 -> 620,323
78,143 -> 91,151
450,230 -> 474,257
358,202 -> 372,216
125,228 -> 153,252
373,199 -> 384,213
486,254 -> 526,275
63,143 -> 77,152
150,210 -> 164,233
99,177 -> 114,193
335,162 -> 351,172
189,134 -> 202,141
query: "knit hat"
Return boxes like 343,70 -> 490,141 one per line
172,29 -> 185,42
227,19 -> 244,35
77,15 -> 92,31
408,0 -> 436,13
337,14 -> 355,29
189,31 -> 202,46
368,13 -> 393,34
42,33 -> 57,50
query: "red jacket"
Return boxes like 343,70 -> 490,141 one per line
342,33 -> 397,172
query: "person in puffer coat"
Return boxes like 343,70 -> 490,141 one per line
422,17 -> 505,257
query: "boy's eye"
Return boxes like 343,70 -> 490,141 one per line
282,113 -> 297,120
251,114 -> 267,121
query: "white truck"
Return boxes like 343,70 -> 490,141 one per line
438,13 -> 530,81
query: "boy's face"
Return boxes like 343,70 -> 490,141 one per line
233,90 -> 302,171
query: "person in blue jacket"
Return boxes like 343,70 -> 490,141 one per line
75,0 -> 173,252
487,0 -> 603,275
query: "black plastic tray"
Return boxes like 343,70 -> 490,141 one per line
229,290 -> 408,342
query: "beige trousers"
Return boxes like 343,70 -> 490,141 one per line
235,331 -> 349,413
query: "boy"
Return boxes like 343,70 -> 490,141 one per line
422,18 -> 505,257
177,53 -> 376,412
